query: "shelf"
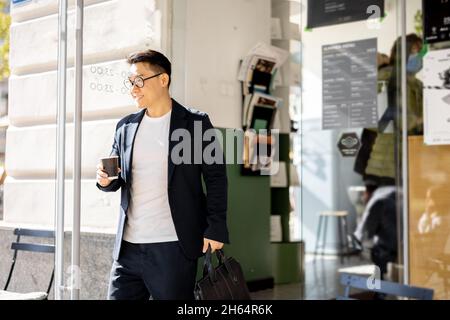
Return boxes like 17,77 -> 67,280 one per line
271,241 -> 303,244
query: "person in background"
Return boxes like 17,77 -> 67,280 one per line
377,52 -> 390,70
378,33 -> 424,135
351,36 -> 425,273
354,34 -> 424,187
351,181 -> 398,280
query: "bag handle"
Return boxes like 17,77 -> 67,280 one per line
203,245 -> 238,284
216,250 -> 239,283
203,244 -> 217,282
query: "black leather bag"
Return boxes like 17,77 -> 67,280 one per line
194,247 -> 251,300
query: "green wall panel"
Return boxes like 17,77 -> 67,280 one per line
197,128 -> 272,282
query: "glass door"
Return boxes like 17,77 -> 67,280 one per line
297,0 -> 416,296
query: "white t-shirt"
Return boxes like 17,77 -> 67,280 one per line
123,110 -> 178,243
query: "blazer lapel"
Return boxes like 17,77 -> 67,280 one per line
168,98 -> 188,184
124,109 -> 146,184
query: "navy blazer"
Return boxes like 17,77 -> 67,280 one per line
97,98 -> 229,260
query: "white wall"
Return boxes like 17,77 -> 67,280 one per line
171,0 -> 272,129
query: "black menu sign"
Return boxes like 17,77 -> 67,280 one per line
307,0 -> 385,28
423,0 -> 450,44
322,38 -> 378,130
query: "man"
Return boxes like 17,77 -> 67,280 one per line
96,49 -> 229,300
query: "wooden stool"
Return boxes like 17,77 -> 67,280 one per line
314,211 -> 350,259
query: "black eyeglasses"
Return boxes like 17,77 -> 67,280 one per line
124,73 -> 163,89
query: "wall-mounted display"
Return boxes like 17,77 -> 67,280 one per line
423,0 -> 450,44
307,0 -> 384,29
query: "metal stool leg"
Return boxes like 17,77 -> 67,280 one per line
342,215 -> 350,254
337,216 -> 345,263
322,216 -> 328,256
314,215 -> 324,259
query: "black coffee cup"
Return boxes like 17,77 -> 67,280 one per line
100,156 -> 119,180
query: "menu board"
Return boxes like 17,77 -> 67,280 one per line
307,0 -> 384,28
322,38 -> 378,130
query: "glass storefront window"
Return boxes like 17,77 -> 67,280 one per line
298,0 -> 420,288
298,0 -> 450,299
407,0 -> 450,300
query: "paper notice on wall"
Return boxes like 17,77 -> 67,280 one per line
270,161 -> 288,187
271,18 -> 282,40
423,48 -> 450,145
270,215 -> 283,242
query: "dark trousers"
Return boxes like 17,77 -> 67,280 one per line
108,240 -> 198,300
371,245 -> 397,278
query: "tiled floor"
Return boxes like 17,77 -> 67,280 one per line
250,253 -> 372,300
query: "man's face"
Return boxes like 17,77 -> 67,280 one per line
127,62 -> 168,109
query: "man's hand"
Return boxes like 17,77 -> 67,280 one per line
203,238 -> 224,253
96,163 -> 121,187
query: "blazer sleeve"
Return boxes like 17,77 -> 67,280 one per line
96,122 -> 125,193
201,115 -> 230,244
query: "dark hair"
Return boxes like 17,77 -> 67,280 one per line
126,49 -> 172,87
365,183 -> 379,195
389,33 -> 422,66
